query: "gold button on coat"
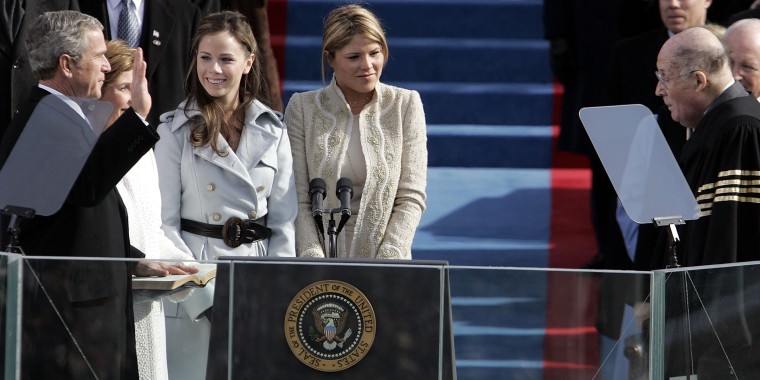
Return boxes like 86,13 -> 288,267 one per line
212,213 -> 222,221
248,211 -> 257,219
257,185 -> 265,192
207,183 -> 215,191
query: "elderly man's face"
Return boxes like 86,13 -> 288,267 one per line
68,29 -> 110,99
655,55 -> 702,128
659,0 -> 711,34
726,31 -> 760,99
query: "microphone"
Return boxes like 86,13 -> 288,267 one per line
335,177 -> 353,233
309,178 -> 326,234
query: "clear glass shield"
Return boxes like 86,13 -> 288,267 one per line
0,252 -> 21,380
579,104 -> 700,223
0,95 -> 112,216
448,266 -> 651,379
650,261 -> 760,379
0,255 -> 666,379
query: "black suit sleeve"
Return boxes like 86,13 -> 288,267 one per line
67,109 -> 159,206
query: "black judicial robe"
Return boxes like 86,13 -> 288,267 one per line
678,83 -> 760,267
657,83 -> 760,378
0,87 -> 159,379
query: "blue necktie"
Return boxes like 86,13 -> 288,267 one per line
117,0 -> 139,47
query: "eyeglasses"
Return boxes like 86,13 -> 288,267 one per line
655,70 -> 696,89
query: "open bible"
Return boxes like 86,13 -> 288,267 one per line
132,263 -> 217,290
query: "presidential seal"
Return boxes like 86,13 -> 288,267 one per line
284,280 -> 376,372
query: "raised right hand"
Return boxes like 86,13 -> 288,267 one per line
130,47 -> 152,119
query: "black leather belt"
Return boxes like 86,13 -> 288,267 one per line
180,216 -> 271,248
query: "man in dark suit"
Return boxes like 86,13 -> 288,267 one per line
724,18 -> 760,100
78,0 -> 203,126
0,1 -> 79,249
604,0 -> 713,271
0,10 -> 161,379
0,0 -> 79,137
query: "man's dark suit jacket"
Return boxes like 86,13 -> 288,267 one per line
79,0 -> 202,126
594,26 -> 689,341
606,27 -> 669,113
727,6 -> 760,25
0,0 -> 79,142
0,87 -> 159,379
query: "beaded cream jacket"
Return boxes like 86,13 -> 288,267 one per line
284,79 -> 427,259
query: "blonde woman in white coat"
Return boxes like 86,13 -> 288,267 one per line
153,11 -> 296,379
284,4 -> 427,259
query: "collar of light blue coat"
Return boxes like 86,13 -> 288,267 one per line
159,99 -> 284,187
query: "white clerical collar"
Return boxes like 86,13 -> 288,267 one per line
720,79 -> 736,94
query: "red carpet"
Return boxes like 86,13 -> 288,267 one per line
268,0 -> 288,98
547,82 -> 596,268
543,82 -> 601,379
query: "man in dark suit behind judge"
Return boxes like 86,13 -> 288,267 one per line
0,10 -> 166,379
78,0 -> 203,126
592,0 -> 711,350
602,0 -> 712,272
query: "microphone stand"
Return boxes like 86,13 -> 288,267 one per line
653,216 -> 695,378
324,205 -> 351,259
2,205 -> 35,254
326,210 -> 338,259
318,177 -> 353,259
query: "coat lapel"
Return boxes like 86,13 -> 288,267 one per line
2,0 -> 23,45
237,119 -> 277,173
142,0 -> 173,80
194,136 -> 254,187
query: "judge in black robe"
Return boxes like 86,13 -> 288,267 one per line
652,27 -> 760,378
677,83 -> 760,267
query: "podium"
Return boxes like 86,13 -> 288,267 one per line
206,258 -> 456,379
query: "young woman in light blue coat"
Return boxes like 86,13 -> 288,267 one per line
155,11 -> 296,261
153,11 -> 296,379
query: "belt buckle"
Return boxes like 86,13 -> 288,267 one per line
222,217 -> 245,248
222,216 -> 270,248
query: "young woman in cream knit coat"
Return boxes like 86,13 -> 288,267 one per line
285,4 -> 427,259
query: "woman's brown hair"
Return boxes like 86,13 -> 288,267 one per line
185,10 -> 268,155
